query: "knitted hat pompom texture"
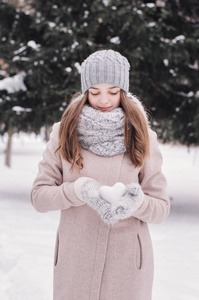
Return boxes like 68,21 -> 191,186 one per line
81,50 -> 130,94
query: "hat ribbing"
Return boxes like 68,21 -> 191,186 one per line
81,50 -> 130,94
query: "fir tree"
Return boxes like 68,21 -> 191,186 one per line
102,0 -> 199,145
0,0 -> 199,148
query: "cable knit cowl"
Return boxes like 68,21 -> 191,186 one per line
77,106 -> 126,156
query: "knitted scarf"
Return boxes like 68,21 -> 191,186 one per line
77,106 -> 126,156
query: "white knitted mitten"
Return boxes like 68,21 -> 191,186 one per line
80,179 -> 117,224
74,177 -> 93,202
111,182 -> 144,220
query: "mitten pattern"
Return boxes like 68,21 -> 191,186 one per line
81,180 -> 117,224
111,183 -> 144,221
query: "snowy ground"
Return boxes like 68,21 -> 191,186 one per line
0,133 -> 199,300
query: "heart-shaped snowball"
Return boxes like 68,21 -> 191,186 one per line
99,182 -> 126,202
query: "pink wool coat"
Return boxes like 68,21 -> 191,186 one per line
31,122 -> 170,300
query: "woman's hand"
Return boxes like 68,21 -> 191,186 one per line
74,178 -> 144,224
109,182 -> 144,220
74,177 -> 117,224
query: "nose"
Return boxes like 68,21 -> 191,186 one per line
99,92 -> 108,105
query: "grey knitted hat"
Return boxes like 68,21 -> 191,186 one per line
81,50 -> 130,94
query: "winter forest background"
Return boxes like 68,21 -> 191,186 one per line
0,0 -> 199,299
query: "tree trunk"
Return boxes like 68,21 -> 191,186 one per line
45,124 -> 52,142
5,127 -> 13,167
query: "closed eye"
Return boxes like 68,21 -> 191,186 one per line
110,91 -> 119,95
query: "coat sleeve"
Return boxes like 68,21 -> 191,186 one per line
30,122 -> 85,213
132,129 -> 170,224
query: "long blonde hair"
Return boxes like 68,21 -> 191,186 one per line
56,91 -> 150,170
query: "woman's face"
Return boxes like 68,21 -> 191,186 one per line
88,83 -> 121,112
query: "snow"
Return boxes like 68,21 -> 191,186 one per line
172,35 -> 185,44
14,46 -> 26,55
188,61 -> 198,70
147,22 -> 156,27
74,62 -> 81,74
161,37 -> 170,44
0,73 -> 27,93
27,40 -> 40,50
102,0 -> 109,6
163,59 -> 169,66
71,41 -> 79,49
65,67 -> 72,72
0,133 -> 199,300
48,22 -> 56,28
177,91 -> 194,98
110,36 -> 121,44
169,69 -> 177,77
156,0 -> 166,7
12,106 -> 32,113
87,40 -> 93,46
83,10 -> 89,18
141,3 -> 155,8
12,56 -> 29,62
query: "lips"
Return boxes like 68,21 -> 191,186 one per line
99,106 -> 112,112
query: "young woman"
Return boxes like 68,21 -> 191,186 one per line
31,50 -> 170,300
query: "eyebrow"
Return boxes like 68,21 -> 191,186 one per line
89,86 -> 120,90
